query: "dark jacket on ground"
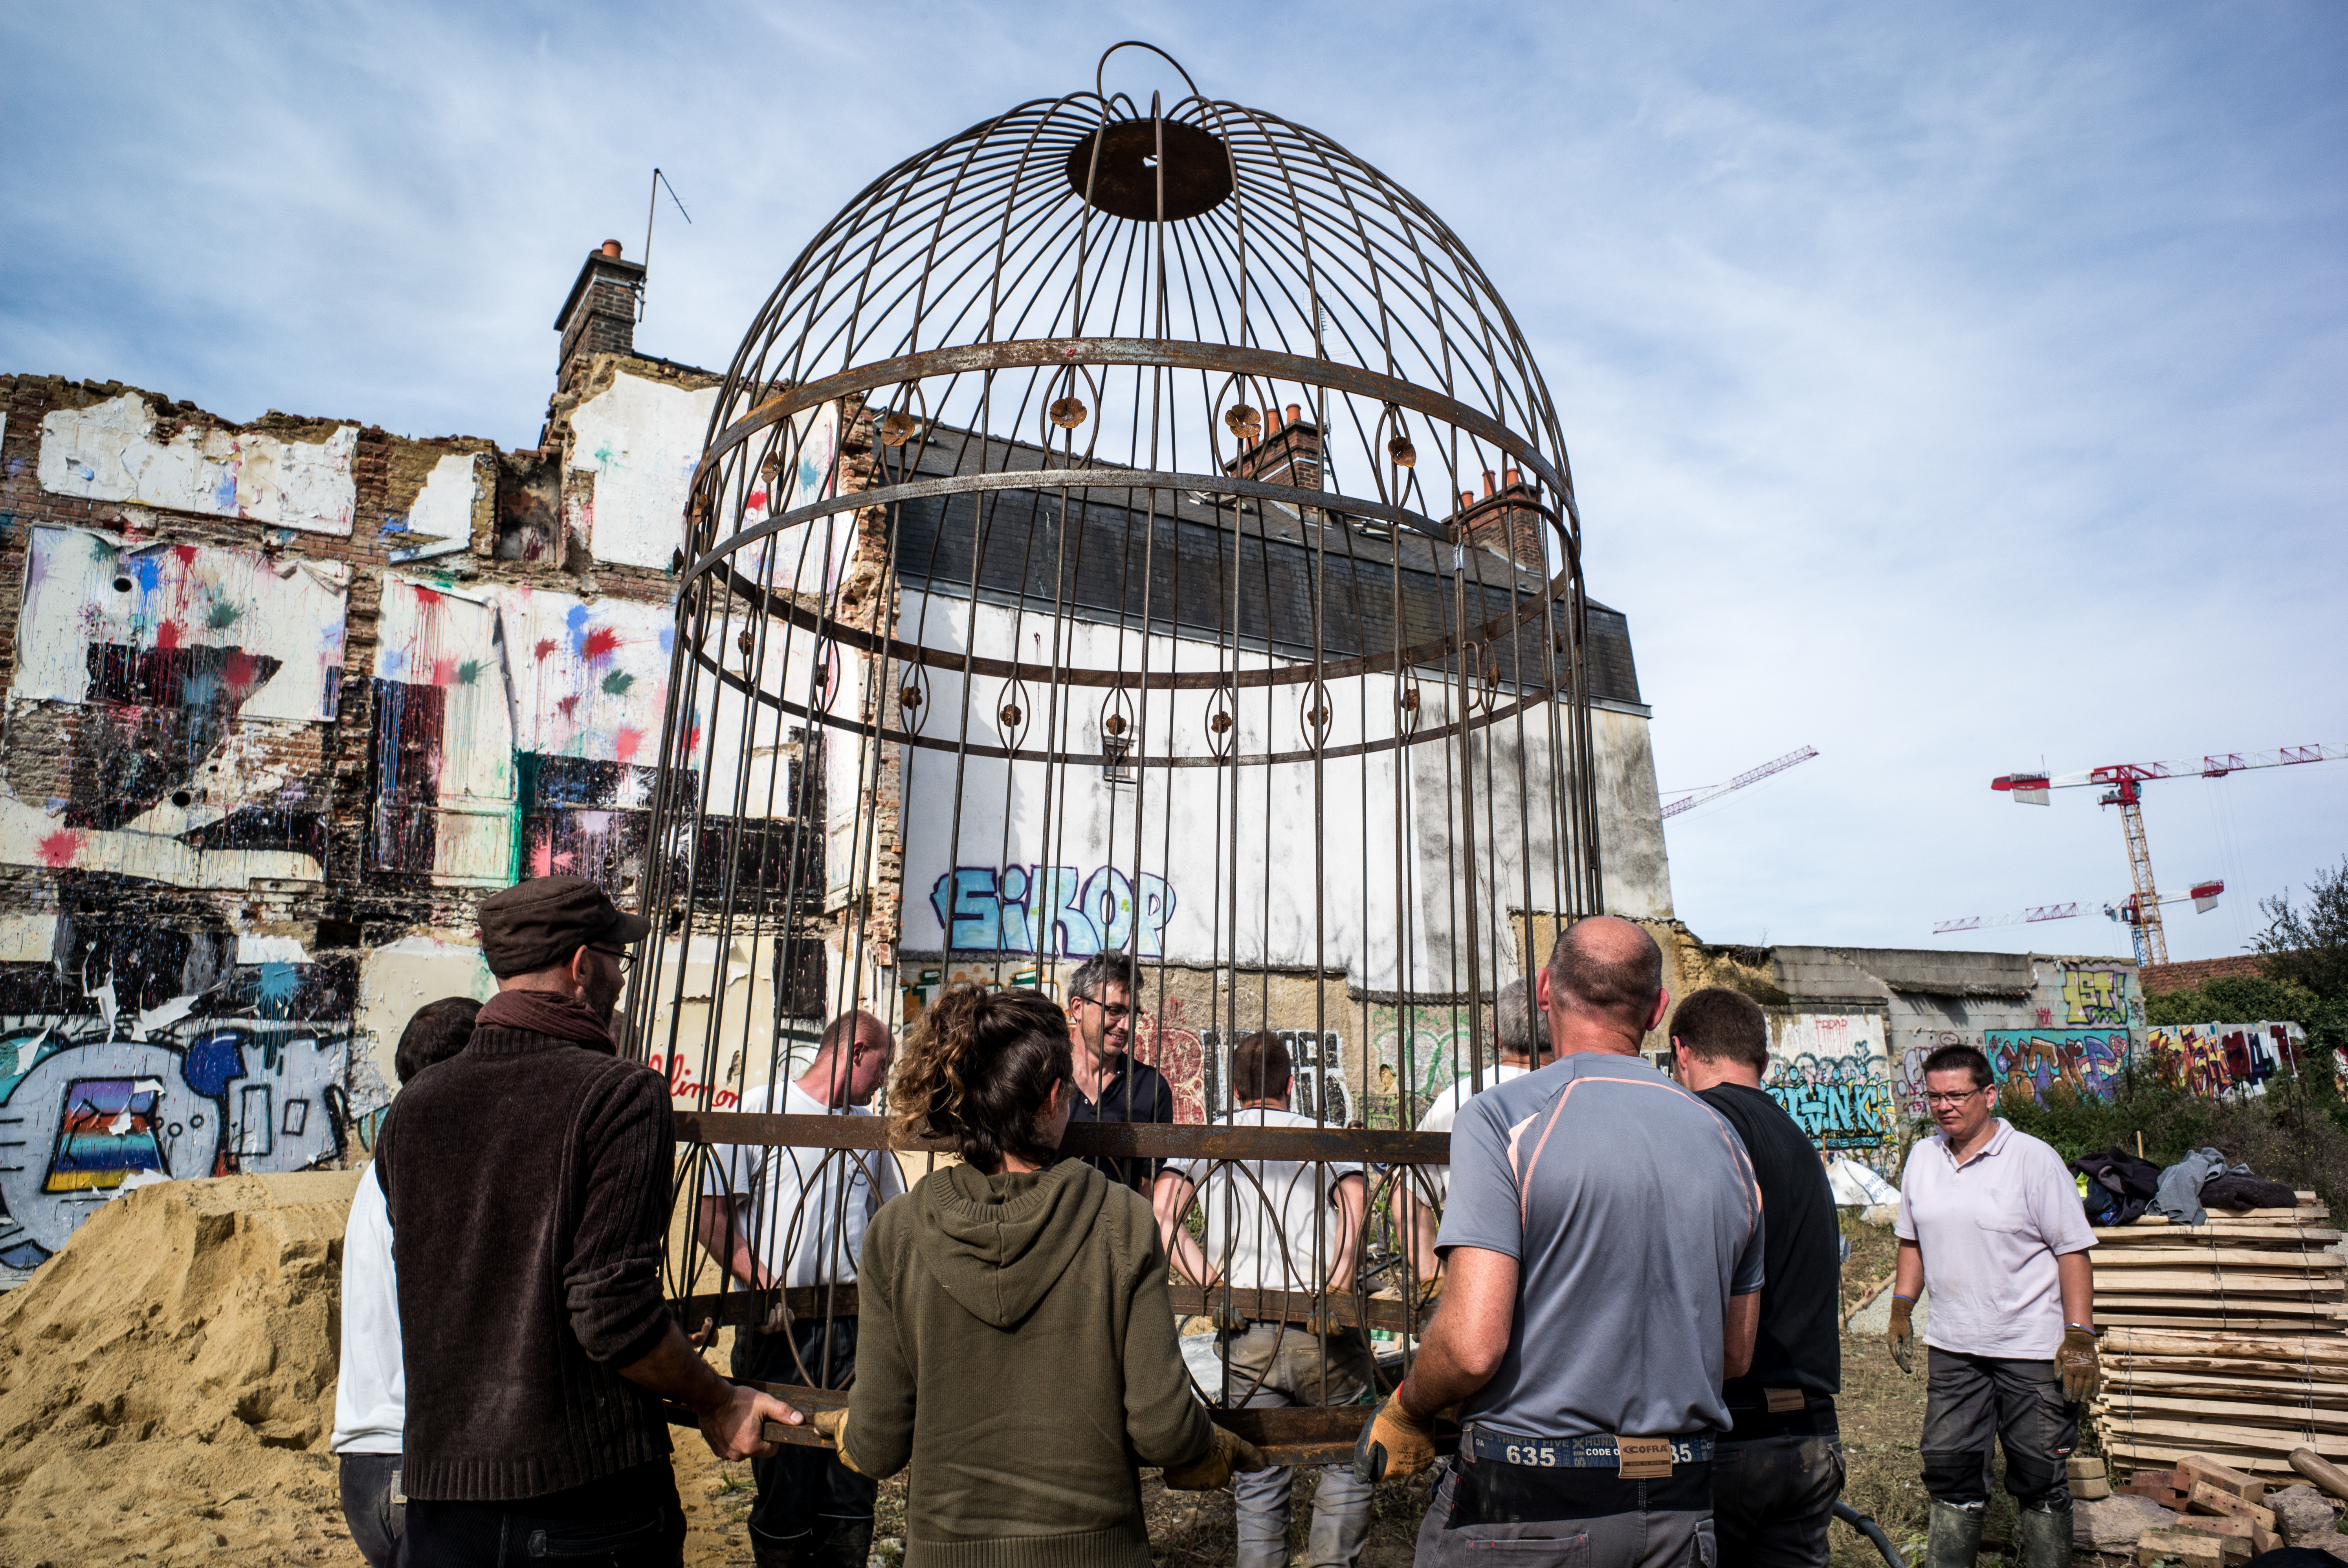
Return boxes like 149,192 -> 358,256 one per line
845,1157 -> 1214,1568
376,991 -> 674,1500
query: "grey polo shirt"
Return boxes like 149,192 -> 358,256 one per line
1896,1118 -> 2096,1359
1438,1052 -> 1766,1440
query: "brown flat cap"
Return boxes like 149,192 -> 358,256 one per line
480,874 -> 651,978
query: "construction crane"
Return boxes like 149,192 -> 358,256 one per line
1991,743 -> 2346,965
1933,880 -> 2224,936
1660,746 -> 1819,820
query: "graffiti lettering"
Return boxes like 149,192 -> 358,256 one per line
928,864 -> 1176,957
1761,1017 -> 1893,1169
1982,1028 -> 2128,1103
2062,968 -> 2130,1028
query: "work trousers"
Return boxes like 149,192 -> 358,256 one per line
1921,1348 -> 2075,1511
733,1316 -> 876,1564
1413,1452 -> 1716,1568
1711,1429 -> 1842,1568
397,1459 -> 685,1568
338,1451 -> 404,1568
1219,1322 -> 1376,1568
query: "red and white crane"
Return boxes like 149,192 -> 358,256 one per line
1990,743 -> 2346,965
1660,746 -> 1818,820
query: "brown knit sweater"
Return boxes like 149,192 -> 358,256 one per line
375,992 -> 674,1499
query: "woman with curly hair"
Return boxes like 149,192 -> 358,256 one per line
811,985 -> 1259,1566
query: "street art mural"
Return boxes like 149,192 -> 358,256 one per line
1762,1014 -> 1895,1170
2147,1020 -> 2308,1097
1365,1001 -> 1476,1114
928,865 -> 1179,958
1202,1028 -> 1352,1127
370,576 -> 692,894
0,921 -> 355,1266
1983,1028 -> 2130,1103
1,527 -> 349,887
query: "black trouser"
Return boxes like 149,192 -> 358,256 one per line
1414,1453 -> 1715,1568
732,1316 -> 875,1562
1921,1348 -> 2075,1510
398,1459 -> 684,1567
339,1452 -> 404,1568
1712,1403 -> 1842,1568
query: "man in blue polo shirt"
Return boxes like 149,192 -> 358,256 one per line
1354,916 -> 1765,1568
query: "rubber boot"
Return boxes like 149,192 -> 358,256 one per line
806,1521 -> 873,1567
2018,1505 -> 2073,1568
1926,1500 -> 1985,1568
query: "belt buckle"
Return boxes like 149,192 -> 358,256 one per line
1614,1435 -> 1674,1480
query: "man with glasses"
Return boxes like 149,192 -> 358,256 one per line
1891,1042 -> 2098,1568
1060,951 -> 1175,1194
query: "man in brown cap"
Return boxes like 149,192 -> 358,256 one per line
377,874 -> 799,1566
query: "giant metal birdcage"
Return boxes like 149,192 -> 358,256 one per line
633,43 -> 1603,1462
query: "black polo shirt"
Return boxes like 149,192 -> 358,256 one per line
1064,1055 -> 1176,1189
1699,1081 -> 1842,1419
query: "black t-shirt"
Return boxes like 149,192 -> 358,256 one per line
1699,1081 -> 1842,1407
1063,1055 -> 1175,1189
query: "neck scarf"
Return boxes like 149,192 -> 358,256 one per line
477,988 -> 616,1052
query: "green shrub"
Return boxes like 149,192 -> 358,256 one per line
2144,975 -> 2322,1028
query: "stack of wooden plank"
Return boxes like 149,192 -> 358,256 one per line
2093,1193 -> 2348,1476
2099,1326 -> 2348,1477
2092,1193 -> 2343,1335
2129,1455 -> 2284,1567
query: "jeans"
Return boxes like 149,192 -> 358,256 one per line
1219,1322 -> 1376,1568
339,1452 -> 404,1568
733,1317 -> 876,1563
396,1460 -> 684,1567
1921,1348 -> 2076,1510
1414,1453 -> 1717,1568
1711,1432 -> 1843,1568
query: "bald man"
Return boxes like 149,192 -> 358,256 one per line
699,1011 -> 902,1568
1356,917 -> 1766,1568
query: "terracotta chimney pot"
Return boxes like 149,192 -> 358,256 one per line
1503,467 -> 1521,488
1268,405 -> 1285,432
600,239 -> 624,257
1482,470 -> 1496,496
1284,402 -> 1302,427
1459,491 -> 1475,510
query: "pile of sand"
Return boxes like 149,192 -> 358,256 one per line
0,1170 -> 365,1567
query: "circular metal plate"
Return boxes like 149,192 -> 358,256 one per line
1065,118 -> 1233,222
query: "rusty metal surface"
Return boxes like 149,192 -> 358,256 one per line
676,1112 -> 1449,1164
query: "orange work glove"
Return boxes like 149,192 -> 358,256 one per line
1352,1391 -> 1439,1484
2057,1325 -> 2100,1403
1163,1425 -> 1268,1491
809,1407 -> 865,1475
1887,1296 -> 1916,1375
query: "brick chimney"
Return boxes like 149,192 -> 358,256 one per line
554,239 -> 645,393
1452,467 -> 1549,571
1225,401 -> 1322,493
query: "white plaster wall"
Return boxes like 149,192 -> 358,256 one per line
39,393 -> 358,535
571,373 -> 716,570
356,934 -> 499,1103
392,452 -> 486,562
1595,705 -> 1673,919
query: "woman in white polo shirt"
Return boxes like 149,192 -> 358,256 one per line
1888,1042 -> 2099,1568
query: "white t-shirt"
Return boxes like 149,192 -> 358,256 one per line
701,1079 -> 905,1289
331,1163 -> 402,1454
1896,1119 -> 2097,1359
1411,1064 -> 1532,1202
1178,1106 -> 1365,1293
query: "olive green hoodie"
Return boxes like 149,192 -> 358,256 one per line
844,1157 -> 1214,1568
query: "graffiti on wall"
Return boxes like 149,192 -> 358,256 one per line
2148,1020 -> 2307,1097
2061,967 -> 2132,1028
2,527 -> 349,886
928,865 -> 1178,957
1202,1028 -> 1352,1127
0,922 -> 355,1266
1762,1014 -> 1894,1159
1982,1028 -> 2129,1103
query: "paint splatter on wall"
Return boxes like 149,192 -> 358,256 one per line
371,575 -> 515,884
38,393 -> 359,536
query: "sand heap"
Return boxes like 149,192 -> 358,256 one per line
0,1169 -> 365,1568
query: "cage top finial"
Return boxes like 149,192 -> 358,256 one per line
1095,40 -> 1202,101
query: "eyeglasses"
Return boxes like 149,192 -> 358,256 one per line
1925,1088 -> 1985,1106
1075,996 -> 1132,1021
589,945 -> 636,973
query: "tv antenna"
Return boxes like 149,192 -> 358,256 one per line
640,168 -> 691,320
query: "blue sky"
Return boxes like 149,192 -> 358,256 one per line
4,1 -> 2342,964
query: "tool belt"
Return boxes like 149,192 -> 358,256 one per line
1465,1429 -> 1713,1475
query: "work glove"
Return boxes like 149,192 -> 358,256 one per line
1210,1298 -> 1250,1335
1887,1295 -> 1915,1375
1352,1391 -> 1439,1484
809,1407 -> 866,1475
1412,1273 -> 1445,1314
2057,1325 -> 2100,1403
1162,1425 -> 1268,1491
1308,1294 -> 1350,1338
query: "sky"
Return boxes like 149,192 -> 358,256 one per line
3,0 -> 2342,965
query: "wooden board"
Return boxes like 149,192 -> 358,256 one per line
2106,1443 -> 2323,1478
2095,1393 -> 2348,1432
2104,1329 -> 2348,1360
2105,1370 -> 2348,1403
2098,1249 -> 2348,1268
2092,1416 -> 2348,1455
2092,1275 -> 2346,1295
2109,1357 -> 2348,1382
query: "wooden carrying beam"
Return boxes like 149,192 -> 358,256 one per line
674,1111 -> 1451,1165
706,1381 -> 1383,1468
